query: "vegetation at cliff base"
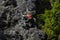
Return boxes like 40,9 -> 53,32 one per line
36,0 -> 60,40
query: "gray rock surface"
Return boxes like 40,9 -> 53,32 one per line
0,0 -> 46,40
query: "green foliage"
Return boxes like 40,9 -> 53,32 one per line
58,35 -> 60,40
37,0 -> 60,40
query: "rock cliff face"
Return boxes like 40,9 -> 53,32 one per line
0,0 -> 47,40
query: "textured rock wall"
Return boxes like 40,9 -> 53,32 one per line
0,0 -> 47,40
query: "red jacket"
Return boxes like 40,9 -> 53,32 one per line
26,13 -> 32,20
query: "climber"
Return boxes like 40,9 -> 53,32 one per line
22,5 -> 32,19
26,11 -> 32,20
22,11 -> 36,29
